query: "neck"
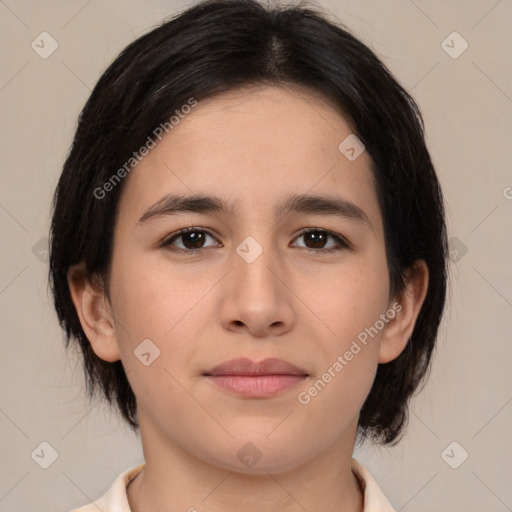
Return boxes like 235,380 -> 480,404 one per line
127,416 -> 364,512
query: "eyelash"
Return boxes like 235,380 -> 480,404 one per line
160,227 -> 351,254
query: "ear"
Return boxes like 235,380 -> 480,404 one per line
378,260 -> 429,364
67,263 -> 121,362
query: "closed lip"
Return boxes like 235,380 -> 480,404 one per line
203,357 -> 308,376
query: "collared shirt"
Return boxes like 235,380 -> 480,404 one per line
71,458 -> 396,511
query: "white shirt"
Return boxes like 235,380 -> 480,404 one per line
71,458 -> 395,511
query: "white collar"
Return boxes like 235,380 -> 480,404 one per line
73,458 -> 395,511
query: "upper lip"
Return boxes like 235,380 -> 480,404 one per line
204,357 -> 308,376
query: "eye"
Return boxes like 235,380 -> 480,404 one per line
161,227 -> 220,252
161,226 -> 351,254
291,228 -> 351,253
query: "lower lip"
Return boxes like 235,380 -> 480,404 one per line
205,374 -> 307,398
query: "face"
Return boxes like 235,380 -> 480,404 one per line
93,85 -> 401,473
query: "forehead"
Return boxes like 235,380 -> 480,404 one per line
117,85 -> 381,230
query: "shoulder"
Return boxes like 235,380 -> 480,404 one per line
351,458 -> 396,512
70,463 -> 146,512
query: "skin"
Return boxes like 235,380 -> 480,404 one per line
68,85 -> 428,512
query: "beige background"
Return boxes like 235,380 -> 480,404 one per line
1,0 -> 511,511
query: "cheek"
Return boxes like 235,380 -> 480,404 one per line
108,265 -> 200,420
109,253 -> 198,339
108,254 -> 210,389
306,253 -> 390,346
298,352 -> 377,448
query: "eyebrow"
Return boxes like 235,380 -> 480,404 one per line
138,193 -> 372,230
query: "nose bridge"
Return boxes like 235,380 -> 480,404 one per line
233,232 -> 280,295
218,229 -> 295,336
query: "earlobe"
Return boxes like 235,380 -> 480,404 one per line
378,260 -> 429,364
67,264 -> 121,362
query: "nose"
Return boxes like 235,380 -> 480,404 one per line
218,238 -> 295,338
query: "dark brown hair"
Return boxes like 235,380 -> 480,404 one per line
49,0 -> 448,445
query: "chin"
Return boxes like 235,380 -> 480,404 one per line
202,435 -> 313,475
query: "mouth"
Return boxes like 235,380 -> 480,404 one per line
203,357 -> 309,398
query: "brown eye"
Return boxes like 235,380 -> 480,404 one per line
292,228 -> 350,253
161,227 -> 350,254
162,228 -> 219,251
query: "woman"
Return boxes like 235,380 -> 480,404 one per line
49,1 -> 448,510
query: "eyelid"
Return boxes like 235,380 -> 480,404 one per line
160,226 -> 220,249
160,226 -> 352,253
293,227 -> 352,251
